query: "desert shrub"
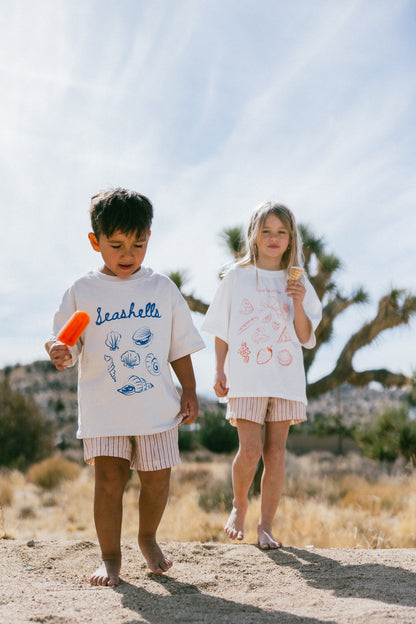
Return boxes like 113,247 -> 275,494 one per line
399,420 -> 416,464
26,456 -> 81,490
0,379 -> 54,470
0,471 -> 13,506
198,410 -> 239,453
198,478 -> 234,512
178,427 -> 198,451
354,406 -> 416,464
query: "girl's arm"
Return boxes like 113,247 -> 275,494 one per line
213,337 -> 229,398
286,280 -> 312,344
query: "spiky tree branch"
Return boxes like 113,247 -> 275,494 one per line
307,290 -> 416,397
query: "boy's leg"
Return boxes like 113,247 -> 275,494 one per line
225,419 -> 263,540
257,420 -> 291,549
90,456 -> 131,586
137,468 -> 172,574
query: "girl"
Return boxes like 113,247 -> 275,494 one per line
201,202 -> 321,549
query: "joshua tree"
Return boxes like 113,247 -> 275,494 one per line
169,225 -> 416,396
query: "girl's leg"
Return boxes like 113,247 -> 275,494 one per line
137,468 -> 172,574
90,456 -> 131,586
257,420 -> 291,549
225,419 -> 263,540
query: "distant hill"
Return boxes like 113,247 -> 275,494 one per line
0,360 -> 409,450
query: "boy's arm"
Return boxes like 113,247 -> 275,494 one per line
213,337 -> 229,398
170,354 -> 199,425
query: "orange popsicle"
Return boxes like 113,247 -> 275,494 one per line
57,311 -> 90,346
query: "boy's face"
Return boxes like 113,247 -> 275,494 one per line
88,229 -> 150,278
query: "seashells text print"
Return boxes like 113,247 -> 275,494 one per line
145,353 -> 161,375
132,326 -> 153,347
105,330 -> 122,351
117,375 -> 154,396
96,301 -> 161,326
120,350 -> 141,368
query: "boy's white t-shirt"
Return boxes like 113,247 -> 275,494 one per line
201,266 -> 322,404
46,267 -> 205,438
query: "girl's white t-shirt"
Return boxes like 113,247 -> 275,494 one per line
46,267 -> 205,438
201,266 -> 322,404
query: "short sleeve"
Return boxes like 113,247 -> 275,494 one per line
200,270 -> 234,343
301,279 -> 322,349
168,285 -> 205,362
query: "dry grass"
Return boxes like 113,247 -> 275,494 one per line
1,452 -> 415,548
26,456 -> 81,490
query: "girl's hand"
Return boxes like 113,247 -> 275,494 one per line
286,279 -> 306,305
214,370 -> 229,398
49,342 -> 71,371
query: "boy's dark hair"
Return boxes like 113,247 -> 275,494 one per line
90,187 -> 153,239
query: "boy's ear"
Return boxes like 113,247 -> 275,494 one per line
88,233 -> 100,252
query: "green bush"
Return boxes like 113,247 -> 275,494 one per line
354,406 -> 416,464
198,410 -> 239,454
178,427 -> 198,451
0,379 -> 54,470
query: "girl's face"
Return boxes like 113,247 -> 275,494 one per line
89,229 -> 150,278
256,214 -> 290,270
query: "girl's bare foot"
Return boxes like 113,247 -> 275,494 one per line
257,526 -> 282,550
224,505 -> 247,540
90,559 -> 121,586
139,536 -> 172,574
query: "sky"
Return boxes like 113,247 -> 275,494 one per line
1,0 -> 415,398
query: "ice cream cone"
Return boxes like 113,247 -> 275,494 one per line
288,266 -> 304,280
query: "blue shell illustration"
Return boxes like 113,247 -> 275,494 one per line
145,352 -> 161,376
105,330 -> 122,351
117,375 -> 154,396
104,354 -> 116,382
132,326 -> 153,347
120,350 -> 141,368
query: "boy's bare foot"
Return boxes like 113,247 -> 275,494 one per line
257,526 -> 282,550
139,536 -> 173,574
90,559 -> 121,586
224,505 -> 246,541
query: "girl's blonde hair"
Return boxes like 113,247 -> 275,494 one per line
237,202 -> 303,272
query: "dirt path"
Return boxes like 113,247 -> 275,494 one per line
1,540 -> 415,623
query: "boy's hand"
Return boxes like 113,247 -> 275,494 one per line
49,342 -> 72,371
214,370 -> 229,398
180,389 -> 199,425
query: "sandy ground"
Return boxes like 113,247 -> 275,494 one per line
0,540 -> 415,624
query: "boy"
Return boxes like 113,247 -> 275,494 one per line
46,188 -> 205,586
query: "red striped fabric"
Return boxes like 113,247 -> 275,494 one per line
83,427 -> 180,471
226,397 -> 306,426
